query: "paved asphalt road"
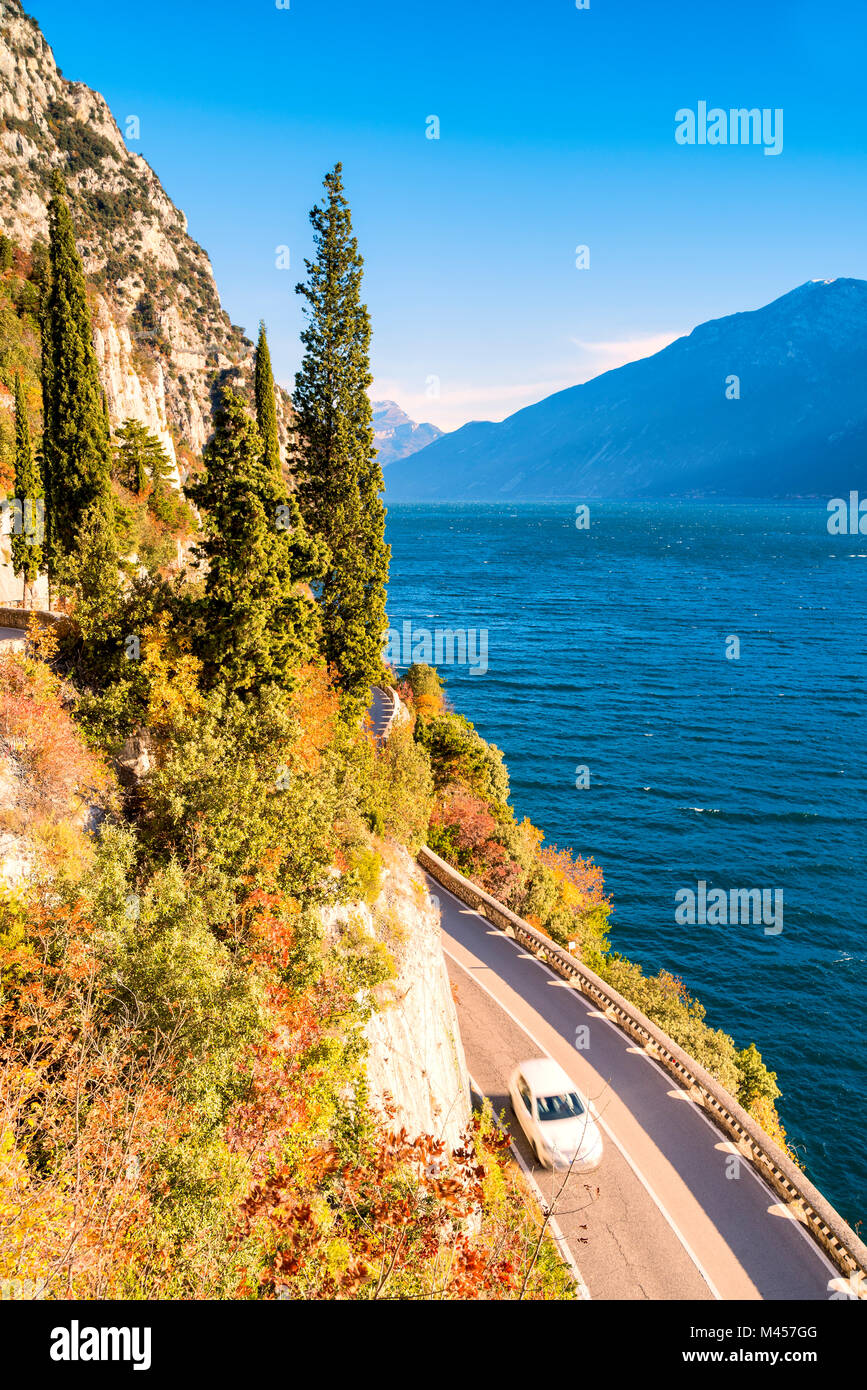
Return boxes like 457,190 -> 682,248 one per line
367,686 -> 394,742
431,874 -> 839,1301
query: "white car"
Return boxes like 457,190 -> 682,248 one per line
508,1058 -> 603,1172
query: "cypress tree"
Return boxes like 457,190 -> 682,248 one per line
254,322 -> 281,479
293,163 -> 390,719
187,388 -> 325,697
40,172 -> 115,579
10,374 -> 43,607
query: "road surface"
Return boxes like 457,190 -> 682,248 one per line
367,686 -> 394,742
433,874 -> 838,1301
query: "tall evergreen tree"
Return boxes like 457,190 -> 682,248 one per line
254,322 -> 281,479
40,172 -> 115,580
114,418 -> 170,496
10,374 -> 43,607
293,163 -> 390,719
148,437 -> 177,523
187,388 -> 325,697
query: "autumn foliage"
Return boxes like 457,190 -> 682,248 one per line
0,647 -> 571,1300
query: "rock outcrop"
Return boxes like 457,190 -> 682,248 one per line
322,846 -> 472,1151
0,0 -> 294,462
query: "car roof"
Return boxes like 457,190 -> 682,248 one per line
516,1058 -> 577,1094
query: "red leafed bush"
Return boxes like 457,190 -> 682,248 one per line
0,651 -> 108,814
235,1109 -> 528,1301
428,787 -> 521,902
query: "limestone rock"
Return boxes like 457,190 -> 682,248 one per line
115,729 -> 153,790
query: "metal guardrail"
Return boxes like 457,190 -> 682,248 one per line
417,841 -> 867,1289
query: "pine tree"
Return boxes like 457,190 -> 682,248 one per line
40,172 -> 115,579
255,322 -> 281,479
10,374 -> 43,607
187,388 -> 325,697
114,418 -> 170,496
293,163 -> 390,719
148,439 -> 177,524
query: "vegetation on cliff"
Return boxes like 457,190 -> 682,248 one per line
397,662 -> 788,1153
0,171 -> 572,1300
0,626 -> 571,1299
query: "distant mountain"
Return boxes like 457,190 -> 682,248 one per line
373,400 -> 442,467
385,280 -> 867,500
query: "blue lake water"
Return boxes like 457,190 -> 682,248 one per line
384,500 -> 867,1229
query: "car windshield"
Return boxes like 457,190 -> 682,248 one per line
536,1091 -> 585,1121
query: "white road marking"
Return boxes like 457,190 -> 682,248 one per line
434,877 -> 837,1282
467,1075 -> 591,1300
444,944 -> 723,1301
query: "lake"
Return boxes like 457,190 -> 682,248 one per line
384,499 -> 867,1228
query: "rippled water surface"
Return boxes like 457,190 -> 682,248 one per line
384,500 -> 866,1227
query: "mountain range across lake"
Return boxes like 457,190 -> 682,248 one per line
384,279 -> 867,502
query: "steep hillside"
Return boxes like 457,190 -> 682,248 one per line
0,0 -> 292,466
386,279 -> 867,501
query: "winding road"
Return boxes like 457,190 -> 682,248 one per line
367,685 -> 395,741
432,873 -> 840,1301
367,686 -> 849,1300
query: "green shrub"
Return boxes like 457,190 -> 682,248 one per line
368,720 -> 434,850
347,846 -> 383,906
416,711 -> 509,809
404,661 -> 443,703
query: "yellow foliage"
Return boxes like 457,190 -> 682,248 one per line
0,1123 -> 69,1298
415,692 -> 443,719
749,1095 -> 801,1167
25,616 -> 59,665
141,617 -> 204,729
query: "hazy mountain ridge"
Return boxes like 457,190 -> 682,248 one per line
386,278 -> 867,500
372,399 -> 442,466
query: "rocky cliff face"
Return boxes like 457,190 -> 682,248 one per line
0,0 -> 292,464
322,846 -> 471,1151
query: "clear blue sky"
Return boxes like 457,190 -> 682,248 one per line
27,0 -> 867,430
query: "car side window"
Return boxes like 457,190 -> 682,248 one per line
518,1078 -> 533,1114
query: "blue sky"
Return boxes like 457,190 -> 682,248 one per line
27,0 -> 867,430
